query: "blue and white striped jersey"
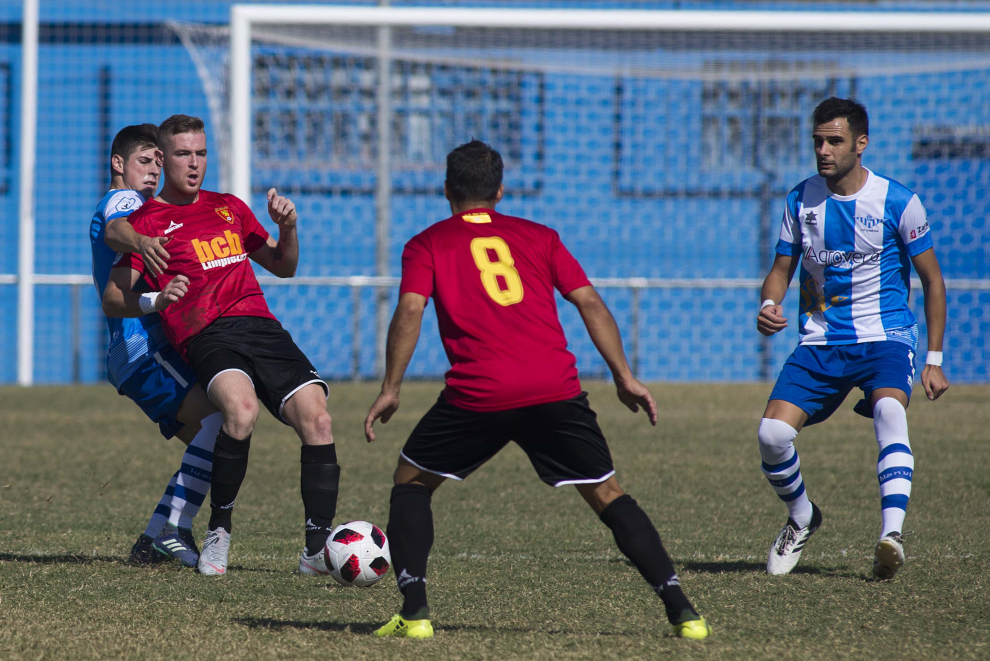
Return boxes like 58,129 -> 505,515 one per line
776,169 -> 934,347
90,189 -> 169,389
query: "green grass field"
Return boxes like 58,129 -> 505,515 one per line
1,382 -> 987,660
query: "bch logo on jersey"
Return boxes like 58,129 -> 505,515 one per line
191,230 -> 247,271
215,206 -> 234,224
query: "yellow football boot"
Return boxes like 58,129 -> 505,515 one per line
374,614 -> 434,639
674,616 -> 713,640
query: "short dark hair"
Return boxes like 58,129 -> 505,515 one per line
445,140 -> 503,203
110,123 -> 157,173
813,97 -> 869,137
157,114 -> 205,148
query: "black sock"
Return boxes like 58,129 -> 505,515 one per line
387,483 -> 434,620
208,429 -> 251,533
300,444 -> 339,555
599,495 -> 697,624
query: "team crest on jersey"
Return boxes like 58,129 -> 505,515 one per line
462,212 -> 492,224
215,206 -> 234,224
856,215 -> 883,230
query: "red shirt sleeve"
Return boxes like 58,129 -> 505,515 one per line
399,233 -> 435,298
549,231 -> 591,295
230,195 -> 270,252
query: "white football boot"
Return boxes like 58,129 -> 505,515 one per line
767,502 -> 823,575
873,532 -> 905,579
298,547 -> 330,576
197,528 -> 231,576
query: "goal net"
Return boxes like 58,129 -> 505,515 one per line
170,7 -> 990,383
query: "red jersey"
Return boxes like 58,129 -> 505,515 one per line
400,208 -> 591,411
116,189 -> 276,357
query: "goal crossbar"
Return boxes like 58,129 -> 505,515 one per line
231,6 -> 990,32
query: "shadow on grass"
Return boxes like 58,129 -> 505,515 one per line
0,554 -> 282,574
0,552 -> 123,565
233,617 -> 380,634
680,559 -> 859,578
235,617 -> 622,636
680,559 -> 767,574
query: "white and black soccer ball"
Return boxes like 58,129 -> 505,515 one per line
324,521 -> 391,587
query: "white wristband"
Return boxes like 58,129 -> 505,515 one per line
138,292 -> 160,314
925,351 -> 943,367
760,299 -> 776,312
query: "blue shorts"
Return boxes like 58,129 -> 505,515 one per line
117,344 -> 198,439
769,341 -> 916,426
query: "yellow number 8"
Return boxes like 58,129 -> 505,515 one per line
470,237 -> 524,306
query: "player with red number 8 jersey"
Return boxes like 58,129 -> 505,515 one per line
365,140 -> 712,641
400,206 -> 589,411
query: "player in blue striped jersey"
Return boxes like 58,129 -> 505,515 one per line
90,124 -> 222,567
756,98 -> 949,579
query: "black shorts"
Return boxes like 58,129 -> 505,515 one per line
185,316 -> 328,425
400,392 -> 615,487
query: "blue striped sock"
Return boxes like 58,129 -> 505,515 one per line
168,412 -> 222,528
874,398 -> 913,537
143,472 -> 177,538
759,418 -> 812,528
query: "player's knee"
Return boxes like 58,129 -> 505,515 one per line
224,397 -> 260,437
758,417 -> 798,450
578,477 -> 625,514
873,396 -> 907,421
311,410 -> 333,444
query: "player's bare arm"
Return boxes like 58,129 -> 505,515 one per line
564,285 -> 658,425
757,253 -> 799,336
102,266 -> 188,318
249,188 -> 299,278
104,217 -> 171,276
911,248 -> 949,401
365,292 -> 428,442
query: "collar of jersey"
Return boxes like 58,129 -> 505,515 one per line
818,168 -> 874,202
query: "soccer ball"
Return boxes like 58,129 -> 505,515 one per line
324,521 -> 391,587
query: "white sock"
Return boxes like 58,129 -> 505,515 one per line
874,398 -> 913,538
143,472 -> 177,538
759,418 -> 813,528
168,412 -> 222,528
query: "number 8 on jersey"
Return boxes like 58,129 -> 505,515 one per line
470,237 -> 524,306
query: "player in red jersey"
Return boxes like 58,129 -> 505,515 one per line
106,115 -> 339,577
365,141 -> 712,640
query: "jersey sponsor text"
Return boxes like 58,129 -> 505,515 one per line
191,229 -> 245,270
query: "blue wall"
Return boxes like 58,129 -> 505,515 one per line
0,1 -> 987,384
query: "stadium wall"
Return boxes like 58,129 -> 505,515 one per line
1,1 -> 987,384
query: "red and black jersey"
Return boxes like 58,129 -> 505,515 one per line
400,208 -> 591,412
115,189 -> 276,357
